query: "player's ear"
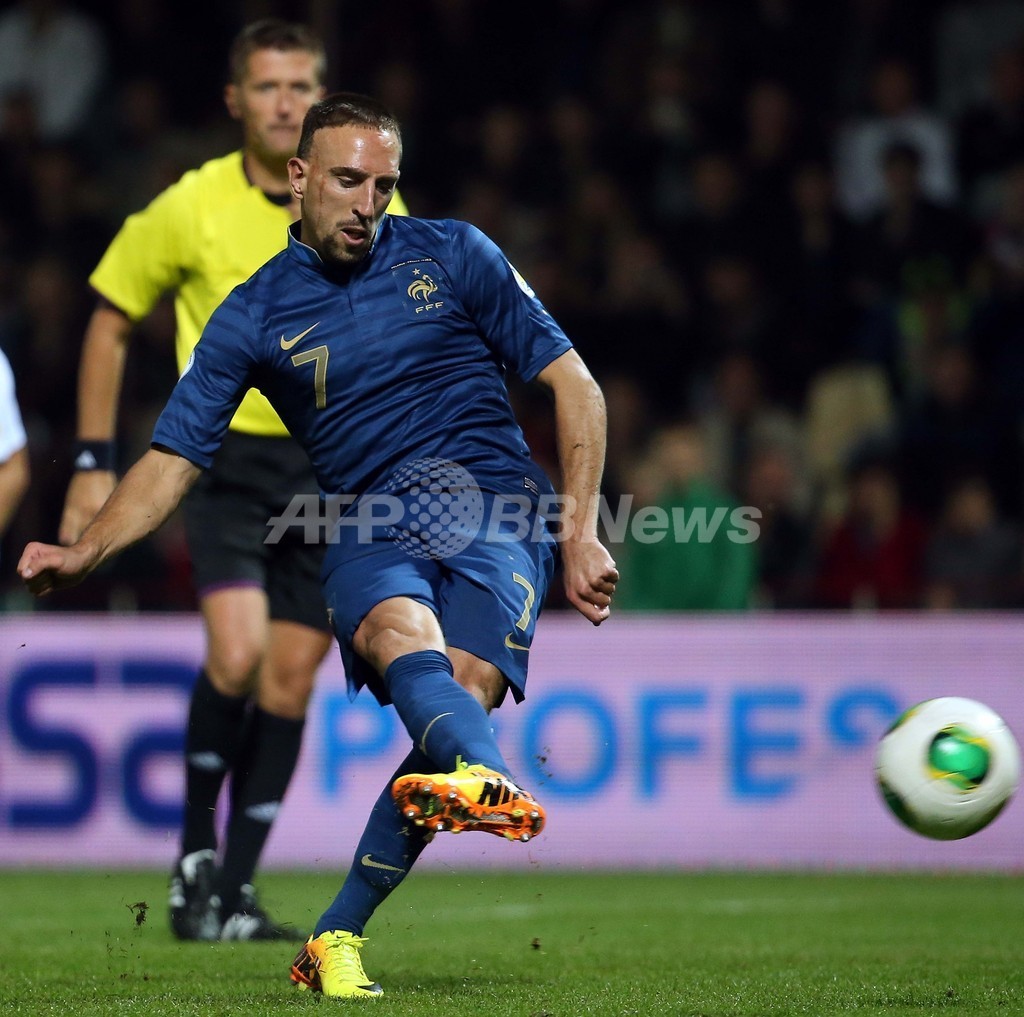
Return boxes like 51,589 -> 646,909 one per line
288,156 -> 307,200
224,83 -> 241,121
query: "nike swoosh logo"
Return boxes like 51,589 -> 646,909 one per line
418,712 -> 454,755
361,853 -> 405,874
505,634 -> 530,652
280,321 -> 320,350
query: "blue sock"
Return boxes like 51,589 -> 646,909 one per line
383,649 -> 507,773
313,748 -> 433,937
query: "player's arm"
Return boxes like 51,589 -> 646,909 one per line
60,174 -> 196,544
0,348 -> 29,536
58,300 -> 133,544
0,446 -> 29,536
534,349 -> 619,625
452,222 -> 619,622
20,448 -> 200,596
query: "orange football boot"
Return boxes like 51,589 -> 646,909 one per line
392,764 -> 546,842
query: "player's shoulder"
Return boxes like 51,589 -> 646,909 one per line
232,242 -> 293,301
0,347 -> 15,389
384,215 -> 491,254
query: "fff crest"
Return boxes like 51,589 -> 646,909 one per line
392,260 -> 446,316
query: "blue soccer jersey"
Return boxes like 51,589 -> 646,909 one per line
152,216 -> 572,504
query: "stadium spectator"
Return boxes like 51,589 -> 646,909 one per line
972,161 -> 1024,416
923,475 -> 1024,609
814,457 -> 927,609
832,0 -> 935,117
20,91 -> 618,999
771,158 -> 859,398
696,351 -> 807,504
834,57 -> 957,221
600,372 -> 656,503
894,342 -> 1023,523
956,44 -> 1024,209
542,92 -> 606,195
802,360 -> 896,525
672,151 -> 760,287
595,229 -> 690,413
690,253 -> 785,402
849,141 -> 975,306
741,80 -> 810,230
615,421 -> 756,611
629,49 -> 703,227
741,443 -> 817,609
0,0 -> 108,143
725,0 -> 841,121
935,0 -> 1024,120
24,143 -> 110,273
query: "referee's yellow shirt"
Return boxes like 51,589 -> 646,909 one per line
89,150 -> 409,437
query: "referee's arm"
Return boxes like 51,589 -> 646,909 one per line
59,299 -> 134,545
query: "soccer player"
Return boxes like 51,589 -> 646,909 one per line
57,20 -> 408,942
0,348 -> 29,540
21,92 -> 618,997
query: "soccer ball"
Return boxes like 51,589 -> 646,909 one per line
875,697 -> 1021,840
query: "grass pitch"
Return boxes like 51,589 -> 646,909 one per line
0,869 -> 1021,1015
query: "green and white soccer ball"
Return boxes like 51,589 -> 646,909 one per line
875,697 -> 1020,840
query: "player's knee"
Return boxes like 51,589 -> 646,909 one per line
455,662 -> 506,713
258,657 -> 317,718
354,612 -> 441,671
205,644 -> 262,695
356,625 -> 415,670
257,675 -> 312,718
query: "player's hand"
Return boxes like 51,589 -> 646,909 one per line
560,538 -> 619,625
59,470 -> 116,545
18,541 -> 96,597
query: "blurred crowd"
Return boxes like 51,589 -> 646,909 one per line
3,0 -> 1024,613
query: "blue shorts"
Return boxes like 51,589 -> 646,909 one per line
321,492 -> 557,705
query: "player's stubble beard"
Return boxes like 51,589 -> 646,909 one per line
320,215 -> 377,268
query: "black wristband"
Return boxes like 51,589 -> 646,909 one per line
73,440 -> 117,472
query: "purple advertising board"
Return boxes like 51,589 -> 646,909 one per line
1,613 -> 1022,870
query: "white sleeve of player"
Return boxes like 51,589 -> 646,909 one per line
0,348 -> 27,463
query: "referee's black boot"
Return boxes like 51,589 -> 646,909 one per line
169,849 -> 220,941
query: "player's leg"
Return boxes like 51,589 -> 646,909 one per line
215,441 -> 333,940
171,431 -> 283,941
290,530 -> 549,996
389,652 -> 544,840
291,598 -> 511,995
217,618 -> 331,939
171,584 -> 267,941
353,596 -> 513,774
388,520 -> 557,840
291,649 -> 512,998
306,648 -> 506,940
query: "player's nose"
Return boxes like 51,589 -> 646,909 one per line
352,182 -> 376,217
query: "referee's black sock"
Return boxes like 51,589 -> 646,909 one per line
217,707 -> 305,917
180,669 -> 249,857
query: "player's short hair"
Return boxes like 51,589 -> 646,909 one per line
228,18 -> 327,85
296,92 -> 402,160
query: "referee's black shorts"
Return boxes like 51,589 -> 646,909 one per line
183,430 -> 330,633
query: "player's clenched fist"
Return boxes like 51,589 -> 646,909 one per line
560,538 -> 619,626
18,541 -> 95,596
